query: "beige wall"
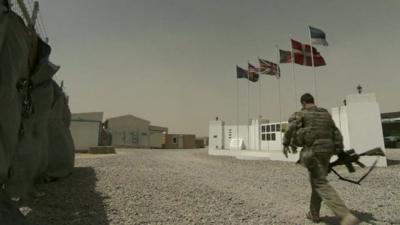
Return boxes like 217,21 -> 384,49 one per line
165,134 -> 196,149
107,115 -> 150,147
70,121 -> 101,150
150,132 -> 164,149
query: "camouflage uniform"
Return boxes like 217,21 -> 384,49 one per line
283,106 -> 354,222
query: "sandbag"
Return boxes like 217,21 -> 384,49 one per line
0,8 -> 31,184
47,81 -> 75,178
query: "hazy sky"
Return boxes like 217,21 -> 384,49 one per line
38,0 -> 400,136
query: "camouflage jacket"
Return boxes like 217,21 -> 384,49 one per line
283,106 -> 343,154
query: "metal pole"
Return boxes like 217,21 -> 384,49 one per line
308,26 -> 318,102
247,65 -> 250,150
276,45 -> 283,151
258,71 -> 262,151
236,71 -> 239,150
289,36 -> 298,110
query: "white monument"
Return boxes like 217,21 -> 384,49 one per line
332,93 -> 387,167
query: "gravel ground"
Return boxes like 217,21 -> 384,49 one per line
25,148 -> 400,225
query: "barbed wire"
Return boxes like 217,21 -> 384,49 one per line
9,0 -> 49,42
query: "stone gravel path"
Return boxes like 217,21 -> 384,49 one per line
26,149 -> 400,225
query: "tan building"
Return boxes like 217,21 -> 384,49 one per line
164,134 -> 196,149
105,114 -> 167,148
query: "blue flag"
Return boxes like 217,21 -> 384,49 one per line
309,26 -> 328,46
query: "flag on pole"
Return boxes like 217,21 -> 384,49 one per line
279,50 -> 292,63
291,39 -> 326,67
236,65 -> 248,79
258,58 -> 280,78
309,26 -> 328,46
248,63 -> 260,82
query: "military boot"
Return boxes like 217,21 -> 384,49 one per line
306,212 -> 320,223
341,213 -> 360,225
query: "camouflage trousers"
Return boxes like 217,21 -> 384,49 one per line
300,148 -> 351,219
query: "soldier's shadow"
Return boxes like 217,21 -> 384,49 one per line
319,211 -> 379,225
26,167 -> 110,225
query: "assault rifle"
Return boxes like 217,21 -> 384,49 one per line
329,147 -> 385,185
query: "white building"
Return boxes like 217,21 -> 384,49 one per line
70,112 -> 103,151
209,93 -> 387,166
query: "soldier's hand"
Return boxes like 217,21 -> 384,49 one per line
283,145 -> 290,158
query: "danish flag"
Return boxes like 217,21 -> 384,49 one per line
291,39 -> 326,67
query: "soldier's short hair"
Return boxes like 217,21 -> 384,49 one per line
300,93 -> 314,104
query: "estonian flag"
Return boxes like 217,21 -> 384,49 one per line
309,26 -> 328,46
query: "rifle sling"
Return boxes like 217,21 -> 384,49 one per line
330,157 -> 380,185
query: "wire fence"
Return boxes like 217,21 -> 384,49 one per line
9,0 -> 49,42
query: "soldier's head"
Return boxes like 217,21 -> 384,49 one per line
300,93 -> 315,108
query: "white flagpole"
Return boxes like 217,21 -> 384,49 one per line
236,67 -> 239,149
275,45 -> 283,151
247,62 -> 250,150
289,35 -> 298,109
258,61 -> 262,151
308,26 -> 318,102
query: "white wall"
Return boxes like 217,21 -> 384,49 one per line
209,120 -> 224,150
332,93 -> 387,167
210,120 -> 286,151
150,132 -> 164,148
224,125 -> 248,150
70,121 -> 101,150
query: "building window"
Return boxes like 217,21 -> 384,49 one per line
261,123 -> 279,142
213,135 -> 218,138
172,137 -> 178,144
228,129 -> 232,139
262,134 -> 266,141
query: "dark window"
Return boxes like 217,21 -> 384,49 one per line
271,124 -> 276,132
262,126 -> 266,132
213,135 -> 218,138
172,137 -> 178,144
271,133 -> 276,141
262,134 -> 266,141
267,133 -> 271,141
276,124 -> 281,132
266,125 -> 270,132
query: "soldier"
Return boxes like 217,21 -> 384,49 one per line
283,93 -> 360,225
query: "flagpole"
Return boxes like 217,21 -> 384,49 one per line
275,45 -> 283,151
236,67 -> 239,150
308,26 -> 318,102
258,63 -> 262,151
289,35 -> 298,110
247,61 -> 250,150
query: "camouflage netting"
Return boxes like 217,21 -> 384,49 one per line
0,1 -> 74,202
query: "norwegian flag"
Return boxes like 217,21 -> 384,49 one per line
247,63 -> 259,82
258,58 -> 280,78
291,39 -> 326,67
